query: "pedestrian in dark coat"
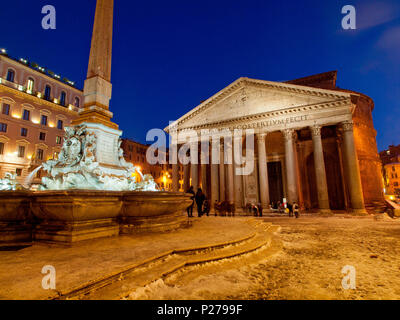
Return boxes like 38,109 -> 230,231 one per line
195,188 -> 206,217
287,202 -> 293,217
186,186 -> 195,217
293,202 -> 300,219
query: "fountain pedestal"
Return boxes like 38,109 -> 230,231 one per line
0,191 -> 32,244
31,191 -> 121,243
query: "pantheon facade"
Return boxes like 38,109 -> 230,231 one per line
166,71 -> 385,214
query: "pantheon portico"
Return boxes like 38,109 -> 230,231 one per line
165,72 -> 385,214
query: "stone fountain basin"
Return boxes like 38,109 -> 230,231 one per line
30,190 -> 192,222
0,191 -> 31,221
120,191 -> 192,233
31,190 -> 123,222
122,191 -> 192,217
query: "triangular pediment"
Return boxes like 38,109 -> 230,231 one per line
167,77 -> 351,131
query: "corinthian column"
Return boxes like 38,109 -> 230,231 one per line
310,125 -> 331,214
200,146 -> 208,196
225,139 -> 235,203
283,129 -> 299,204
233,135 -> 243,209
341,121 -> 367,214
183,163 -> 190,192
210,140 -> 220,209
257,133 -> 270,209
190,140 -> 199,190
219,140 -> 226,201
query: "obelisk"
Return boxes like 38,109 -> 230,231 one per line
72,0 -> 117,130
71,0 -> 129,177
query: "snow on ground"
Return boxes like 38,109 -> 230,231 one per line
128,216 -> 400,300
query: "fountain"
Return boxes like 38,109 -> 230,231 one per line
0,0 -> 191,244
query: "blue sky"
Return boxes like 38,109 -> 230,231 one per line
0,0 -> 399,150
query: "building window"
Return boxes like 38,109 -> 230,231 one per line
57,120 -> 63,130
2,104 -> 10,115
0,123 -> 7,132
27,78 -> 34,93
6,69 -> 15,82
37,149 -> 44,160
74,97 -> 80,108
21,128 -> 28,137
44,85 -> 51,100
393,166 -> 396,172
0,142 -> 4,155
39,132 -> 46,141
56,136 -> 62,145
60,91 -> 66,106
41,115 -> 48,126
16,168 -> 22,177
18,146 -> 25,158
395,182 -> 399,187
22,109 -> 30,121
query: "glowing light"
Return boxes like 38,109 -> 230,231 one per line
49,123 -> 54,128
37,92 -> 42,98
12,113 -> 21,119
53,98 -> 58,104
32,119 -> 40,124
27,155 -> 32,160
0,48 -> 6,54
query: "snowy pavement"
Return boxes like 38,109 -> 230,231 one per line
128,215 -> 400,300
0,217 -> 257,300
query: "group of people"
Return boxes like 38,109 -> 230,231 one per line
185,187 -> 300,219
186,186 -> 210,217
270,201 -> 300,218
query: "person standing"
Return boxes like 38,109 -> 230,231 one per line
293,202 -> 300,219
287,202 -> 293,217
186,186 -> 195,217
195,188 -> 206,217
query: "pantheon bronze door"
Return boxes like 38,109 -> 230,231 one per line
268,161 -> 284,203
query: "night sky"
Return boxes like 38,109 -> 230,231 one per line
1,0 -> 399,150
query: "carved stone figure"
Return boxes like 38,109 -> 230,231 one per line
0,172 -> 25,191
39,125 -> 158,191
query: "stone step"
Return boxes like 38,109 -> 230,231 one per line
58,221 -> 278,300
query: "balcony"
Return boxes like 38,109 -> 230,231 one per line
0,77 -> 80,112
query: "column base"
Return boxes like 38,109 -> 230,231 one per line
318,209 -> 333,216
350,208 -> 368,216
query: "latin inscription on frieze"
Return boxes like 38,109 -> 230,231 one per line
236,115 -> 308,129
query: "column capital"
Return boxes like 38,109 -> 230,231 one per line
257,132 -> 268,141
310,125 -> 322,137
282,128 -> 297,141
341,121 -> 354,132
